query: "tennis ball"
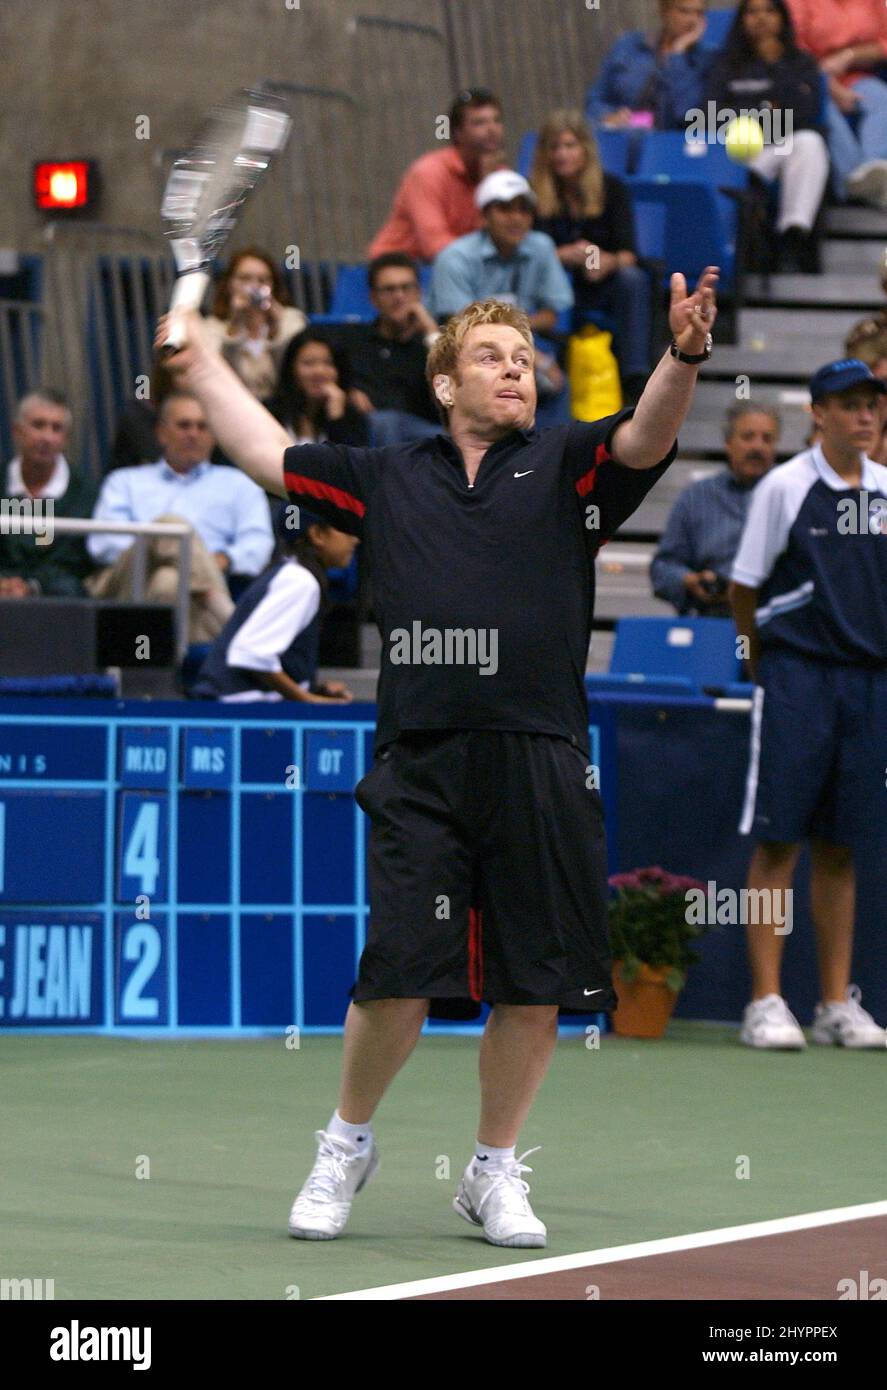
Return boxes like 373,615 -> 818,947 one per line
723,115 -> 764,162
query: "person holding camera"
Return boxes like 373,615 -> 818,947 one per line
204,247 -> 307,403
651,401 -> 780,616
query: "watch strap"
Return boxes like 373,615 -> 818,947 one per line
670,335 -> 711,364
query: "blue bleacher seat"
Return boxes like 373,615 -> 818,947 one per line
632,133 -> 748,287
633,199 -> 668,263
586,616 -> 743,696
516,131 -> 537,177
703,7 -> 736,49
627,177 -> 735,286
635,131 -> 749,197
595,128 -> 633,177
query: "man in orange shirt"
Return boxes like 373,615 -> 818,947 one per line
788,0 -> 887,205
368,88 -> 507,262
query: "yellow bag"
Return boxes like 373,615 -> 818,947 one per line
567,325 -> 623,422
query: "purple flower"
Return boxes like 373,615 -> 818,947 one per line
609,866 -> 706,898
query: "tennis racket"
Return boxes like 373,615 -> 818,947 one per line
160,88 -> 292,355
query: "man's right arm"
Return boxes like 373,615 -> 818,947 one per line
729,581 -> 761,680
155,311 -> 293,498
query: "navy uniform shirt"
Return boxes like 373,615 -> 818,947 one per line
192,554 -> 327,701
732,444 -> 887,665
283,411 -> 676,754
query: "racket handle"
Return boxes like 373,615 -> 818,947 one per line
161,270 -> 211,356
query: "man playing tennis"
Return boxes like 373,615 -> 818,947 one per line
157,267 -> 717,1247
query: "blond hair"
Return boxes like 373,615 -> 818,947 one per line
426,299 -> 534,408
530,109 -> 605,220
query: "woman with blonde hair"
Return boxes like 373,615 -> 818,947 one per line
531,110 -> 651,402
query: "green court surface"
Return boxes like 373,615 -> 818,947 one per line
3,1022 -> 885,1300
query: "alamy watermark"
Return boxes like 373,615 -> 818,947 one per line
0,497 -> 54,544
685,881 -> 793,935
684,103 -> 793,151
389,623 -> 498,675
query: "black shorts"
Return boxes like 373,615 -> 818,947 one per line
351,729 -> 616,1017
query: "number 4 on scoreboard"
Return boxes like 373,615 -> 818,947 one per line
117,795 -> 167,902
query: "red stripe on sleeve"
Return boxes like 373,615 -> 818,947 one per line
283,471 -> 366,518
574,441 -> 611,498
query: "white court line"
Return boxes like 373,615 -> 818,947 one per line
315,1200 -> 887,1299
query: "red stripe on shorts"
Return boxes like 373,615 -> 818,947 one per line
468,906 -> 484,1002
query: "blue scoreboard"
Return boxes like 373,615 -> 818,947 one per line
0,700 -> 608,1035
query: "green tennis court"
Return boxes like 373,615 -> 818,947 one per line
3,1022 -> 885,1300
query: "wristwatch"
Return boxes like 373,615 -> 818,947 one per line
670,333 -> 713,364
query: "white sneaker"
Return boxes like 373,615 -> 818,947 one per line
740,994 -> 807,1049
288,1129 -> 379,1240
453,1147 -> 547,1248
846,160 -> 887,209
811,985 -> 887,1049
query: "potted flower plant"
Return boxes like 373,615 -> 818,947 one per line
607,866 -> 711,1039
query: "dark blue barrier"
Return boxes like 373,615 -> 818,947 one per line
613,698 -> 887,1025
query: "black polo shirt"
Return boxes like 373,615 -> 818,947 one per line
283,411 -> 675,754
333,321 -> 438,423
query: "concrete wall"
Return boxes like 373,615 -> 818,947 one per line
1,0 -> 660,257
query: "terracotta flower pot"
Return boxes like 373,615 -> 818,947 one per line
611,961 -> 680,1039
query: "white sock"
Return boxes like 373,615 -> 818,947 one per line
474,1142 -> 515,1171
327,1109 -> 373,1149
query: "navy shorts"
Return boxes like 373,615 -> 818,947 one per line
740,648 -> 887,846
351,729 -> 616,1017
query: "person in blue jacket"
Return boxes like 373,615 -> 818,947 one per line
587,0 -> 717,131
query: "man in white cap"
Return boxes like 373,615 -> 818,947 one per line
429,170 -> 574,423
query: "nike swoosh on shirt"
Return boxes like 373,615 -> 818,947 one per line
583,988 -> 604,996
514,470 -> 535,478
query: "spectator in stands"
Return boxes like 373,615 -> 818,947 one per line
0,390 -> 96,597
651,401 -> 780,616
108,360 -> 175,471
368,88 -> 506,262
428,171 -> 574,424
204,247 -> 307,402
530,110 -> 651,403
845,314 -> 887,378
87,391 -> 273,641
191,513 -> 357,704
268,330 -> 369,447
787,0 -> 887,207
333,254 -> 441,446
587,0 -> 716,131
844,319 -> 887,460
705,0 -> 830,273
